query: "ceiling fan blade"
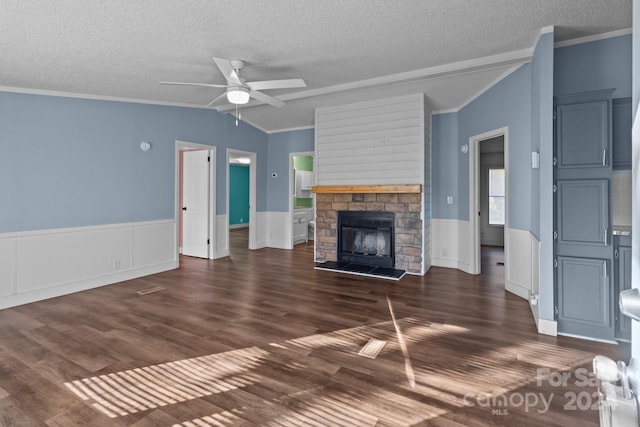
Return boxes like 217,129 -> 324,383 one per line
249,90 -> 285,108
206,92 -> 228,107
212,57 -> 242,85
159,81 -> 227,88
246,79 -> 306,91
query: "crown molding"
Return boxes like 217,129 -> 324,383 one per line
554,28 -> 632,48
217,48 -> 534,112
266,125 -> 315,134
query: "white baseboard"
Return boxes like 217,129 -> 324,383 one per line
0,220 -> 177,309
529,301 -> 557,336
431,257 -> 472,274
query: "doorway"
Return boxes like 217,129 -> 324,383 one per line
479,136 -> 506,279
176,141 -> 216,260
226,149 -> 257,252
289,152 -> 315,249
468,127 -> 509,276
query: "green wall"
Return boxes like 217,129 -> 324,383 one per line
229,165 -> 249,225
293,155 -> 313,208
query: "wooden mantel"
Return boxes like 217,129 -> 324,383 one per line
312,184 -> 422,194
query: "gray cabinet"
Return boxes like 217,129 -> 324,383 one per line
614,237 -> 632,340
556,101 -> 610,169
557,256 -> 613,340
612,97 -> 632,170
554,90 -> 615,341
556,179 -> 609,248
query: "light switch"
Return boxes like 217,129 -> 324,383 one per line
446,196 -> 453,205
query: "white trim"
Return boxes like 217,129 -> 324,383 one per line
266,125 -> 315,134
431,108 -> 460,115
538,318 -> 558,336
175,141 -> 216,260
0,85 -> 211,110
557,332 -> 617,345
0,218 -> 172,239
219,49 -> 534,112
226,149 -> 258,250
531,26 -> 555,51
554,28 -> 632,48
469,127 -> 509,275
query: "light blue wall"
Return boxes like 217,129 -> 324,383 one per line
457,64 -> 533,231
555,34 -> 632,98
532,31 -> 555,322
431,113 -> 459,219
266,128 -> 314,212
229,165 -> 249,225
0,91 -> 267,233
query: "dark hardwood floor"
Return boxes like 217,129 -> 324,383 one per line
0,230 -> 628,426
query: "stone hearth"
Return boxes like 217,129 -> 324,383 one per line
315,192 -> 422,274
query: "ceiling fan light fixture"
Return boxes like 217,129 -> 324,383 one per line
227,87 -> 250,104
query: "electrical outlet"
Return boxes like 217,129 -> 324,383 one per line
441,248 -> 447,256
113,260 -> 121,271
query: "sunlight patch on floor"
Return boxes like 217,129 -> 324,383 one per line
64,347 -> 268,418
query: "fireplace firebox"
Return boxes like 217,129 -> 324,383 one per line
337,211 -> 394,268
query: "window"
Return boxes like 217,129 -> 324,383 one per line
489,168 -> 505,225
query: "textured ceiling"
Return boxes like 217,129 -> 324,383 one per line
0,0 -> 632,132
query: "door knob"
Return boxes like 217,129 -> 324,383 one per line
182,207 -> 187,211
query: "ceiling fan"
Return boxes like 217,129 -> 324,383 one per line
160,57 -> 306,108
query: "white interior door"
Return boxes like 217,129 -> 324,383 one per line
182,150 -> 209,258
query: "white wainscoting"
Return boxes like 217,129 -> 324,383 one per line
431,220 -> 540,298
505,228 -> 539,300
266,212 -> 293,249
215,215 -> 229,258
255,211 -> 269,249
0,220 -> 177,310
431,219 -> 472,273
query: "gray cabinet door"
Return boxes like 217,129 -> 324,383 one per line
612,98 -> 632,170
617,246 -> 632,339
556,179 -> 609,249
557,256 -> 613,340
555,179 -> 612,340
556,101 -> 609,169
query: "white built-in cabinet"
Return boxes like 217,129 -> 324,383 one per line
295,170 -> 313,197
293,208 -> 313,245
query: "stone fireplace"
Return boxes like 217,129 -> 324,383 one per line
314,185 -> 423,275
